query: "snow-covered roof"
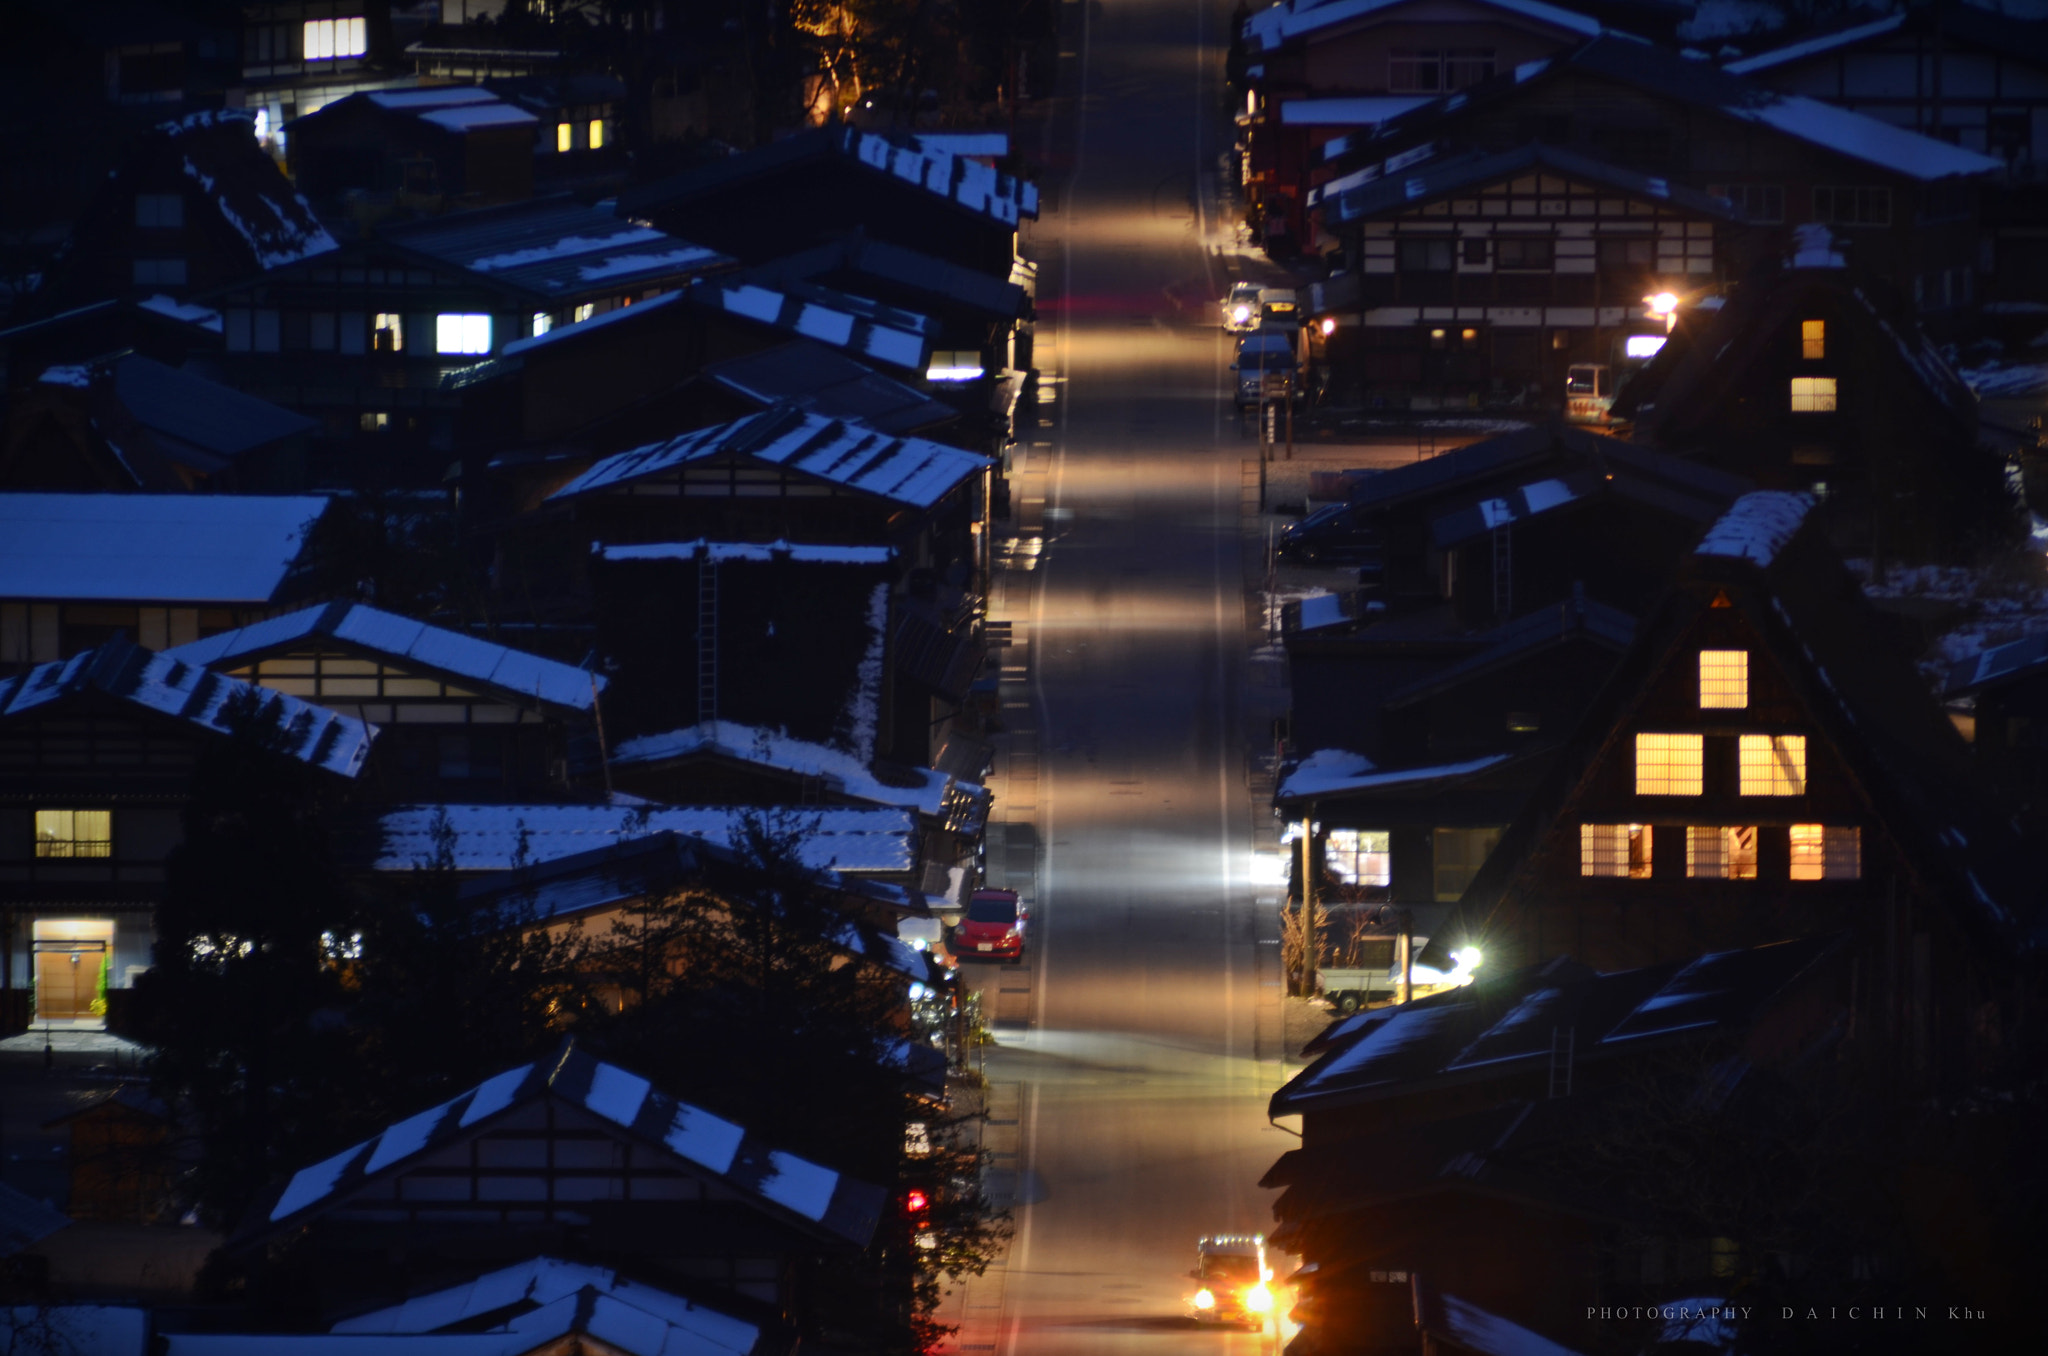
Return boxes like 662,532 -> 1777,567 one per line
163,602 -> 605,712
419,103 -> 539,132
261,1044 -> 884,1248
0,640 -> 374,778
136,293 -> 223,331
1693,491 -> 1814,569
610,720 -> 984,821
1724,14 -> 1907,74
1278,751 -> 1509,801
329,1256 -> 760,1355
597,540 -> 895,567
1944,632 -> 2048,699
0,492 -> 329,604
1280,96 -> 1432,126
166,109 -> 337,270
383,198 -> 730,301
367,88 -> 498,111
700,340 -> 959,436
850,128 -> 1038,225
1431,475 -> 1585,546
1245,0 -> 1598,55
549,407 -> 991,512
372,802 -> 918,877
1734,88 -> 2002,181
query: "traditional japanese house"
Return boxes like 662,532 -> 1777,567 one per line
1943,633 -> 2048,821
24,108 -> 338,317
230,2 -> 422,165
1613,234 -> 1994,562
0,492 -> 336,673
0,637 -> 374,1030
1321,34 -> 2003,326
2,354 -> 316,492
159,600 -> 607,802
284,87 -> 540,209
1421,492 -> 2041,1093
197,196 -> 732,461
228,1041 -> 885,1327
615,127 -> 1038,279
1308,143 -> 1748,408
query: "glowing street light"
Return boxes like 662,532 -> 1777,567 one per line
1318,317 -> 1336,337
1644,291 -> 1680,333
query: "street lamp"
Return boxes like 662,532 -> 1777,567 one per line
1644,291 -> 1679,333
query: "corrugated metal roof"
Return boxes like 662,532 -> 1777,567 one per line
0,493 -> 330,604
0,639 -> 375,778
261,1042 -> 885,1248
163,601 -> 605,711
111,355 -> 315,458
548,407 -> 989,511
703,340 -> 958,433
383,197 -> 730,302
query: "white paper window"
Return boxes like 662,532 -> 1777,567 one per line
1790,824 -> 1860,880
1738,734 -> 1806,796
437,314 -> 492,354
303,17 -> 367,61
1635,733 -> 1703,795
1801,319 -> 1825,360
1580,824 -> 1652,878
1687,825 -> 1757,879
1699,650 -> 1747,709
1790,376 -> 1836,413
373,312 -> 403,352
532,311 -> 553,337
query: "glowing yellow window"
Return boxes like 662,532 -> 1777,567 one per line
1635,733 -> 1703,795
557,122 -> 573,153
1699,650 -> 1747,708
1790,376 -> 1836,412
1687,825 -> 1757,879
35,809 -> 112,859
1790,824 -> 1860,880
1738,734 -> 1806,795
589,119 -> 605,150
1801,319 -> 1825,360
1579,824 -> 1652,878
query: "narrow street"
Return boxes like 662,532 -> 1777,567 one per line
944,1 -> 1299,1350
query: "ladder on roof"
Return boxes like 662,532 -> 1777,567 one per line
696,559 -> 719,726
1492,525 -> 1513,621
1548,1025 -> 1575,1100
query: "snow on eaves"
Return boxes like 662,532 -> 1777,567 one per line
1245,0 -> 1596,55
609,719 -> 981,819
597,540 -> 894,567
1694,491 -> 1814,569
137,294 -> 223,331
1724,14 -> 1903,73
1278,751 -> 1509,801
850,129 -> 1038,225
162,601 -> 606,711
175,131 -> 337,270
467,228 -> 667,273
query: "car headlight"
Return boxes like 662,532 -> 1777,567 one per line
1244,1283 -> 1274,1313
1194,1288 -> 1215,1310
1232,305 -> 1250,323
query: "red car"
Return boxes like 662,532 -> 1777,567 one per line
954,889 -> 1026,960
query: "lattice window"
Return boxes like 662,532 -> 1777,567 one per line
1790,824 -> 1860,880
1790,376 -> 1837,412
34,808 -> 112,859
1738,734 -> 1806,795
1698,650 -> 1747,709
1687,825 -> 1758,879
1635,733 -> 1703,795
1801,320 -> 1825,360
1580,824 -> 1652,878
1325,829 -> 1391,888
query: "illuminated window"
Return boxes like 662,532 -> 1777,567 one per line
531,311 -> 552,337
1801,319 -> 1825,360
573,302 -> 596,323
373,312 -> 403,352
1738,734 -> 1806,795
435,313 -> 492,355
589,119 -> 605,150
1635,733 -> 1703,795
1687,825 -> 1757,879
1580,824 -> 1652,878
35,809 -> 112,859
1699,650 -> 1748,709
927,350 -> 985,382
1790,376 -> 1836,412
1790,824 -> 1860,880
556,123 -> 572,153
302,17 -> 367,61
1324,829 -> 1392,888
1624,334 -> 1666,360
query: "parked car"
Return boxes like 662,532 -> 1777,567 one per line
1222,281 -> 1262,332
953,889 -> 1026,960
1234,331 -> 1297,409
1276,502 -> 1383,569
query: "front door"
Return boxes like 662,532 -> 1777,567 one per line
33,941 -> 106,1020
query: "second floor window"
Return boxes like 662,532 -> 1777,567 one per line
1790,376 -> 1837,413
1739,734 -> 1807,796
304,18 -> 368,61
1699,650 -> 1747,708
1812,186 -> 1890,227
374,312 -> 404,352
1707,184 -> 1783,224
1495,237 -> 1554,271
1635,733 -> 1704,795
36,809 -> 112,859
1397,238 -> 1455,272
1389,48 -> 1494,93
135,193 -> 183,229
1581,823 -> 1652,878
1802,320 -> 1826,360
436,313 -> 493,355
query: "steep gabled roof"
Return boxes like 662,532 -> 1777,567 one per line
0,492 -> 330,604
616,127 -> 1037,230
1245,0 -> 1599,56
164,110 -> 339,270
249,1042 -> 886,1249
1423,492 -> 2042,967
1381,593 -> 1636,707
1352,34 -> 2003,182
162,601 -> 605,713
0,639 -> 374,778
547,407 -> 990,512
